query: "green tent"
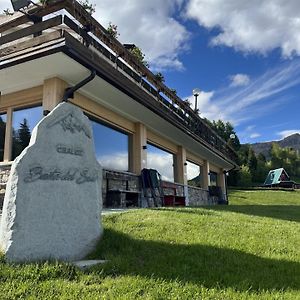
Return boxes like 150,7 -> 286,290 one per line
264,168 -> 290,186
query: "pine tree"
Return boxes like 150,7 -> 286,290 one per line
247,147 -> 257,181
18,118 -> 31,148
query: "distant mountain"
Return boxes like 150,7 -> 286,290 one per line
251,133 -> 300,159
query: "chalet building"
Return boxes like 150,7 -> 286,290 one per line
0,0 -> 238,208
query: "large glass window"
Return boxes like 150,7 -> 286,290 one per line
210,171 -> 218,186
91,120 -> 129,171
187,161 -> 201,187
12,106 -> 42,160
0,113 -> 7,161
147,143 -> 174,182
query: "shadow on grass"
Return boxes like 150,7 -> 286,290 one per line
89,228 -> 300,292
153,205 -> 300,223
203,205 -> 300,223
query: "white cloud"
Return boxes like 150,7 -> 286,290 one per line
98,152 -> 128,171
230,74 -> 250,87
186,90 -> 227,120
185,0 -> 300,57
93,0 -> 190,71
249,133 -> 261,139
97,151 -> 174,182
0,0 -> 10,12
147,152 -> 174,182
246,125 -> 255,131
184,59 -> 300,125
277,130 -> 300,139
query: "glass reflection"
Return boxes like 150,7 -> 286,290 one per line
91,120 -> 129,171
0,114 -> 7,161
147,143 -> 174,182
12,106 -> 42,160
187,161 -> 201,187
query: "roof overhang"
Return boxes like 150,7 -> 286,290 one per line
0,35 -> 236,170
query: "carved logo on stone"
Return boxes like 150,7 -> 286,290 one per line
47,112 -> 92,138
24,165 -> 98,184
56,144 -> 84,156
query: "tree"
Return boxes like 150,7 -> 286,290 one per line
209,119 -> 241,151
238,165 -> 252,187
247,147 -> 257,181
129,46 -> 149,67
18,119 -> 31,148
107,22 -> 119,39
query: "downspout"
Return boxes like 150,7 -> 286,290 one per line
63,70 -> 96,102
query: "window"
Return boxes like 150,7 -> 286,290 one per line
0,113 -> 7,161
210,171 -> 218,186
147,143 -> 174,182
91,120 -> 129,171
12,106 -> 42,160
187,161 -> 201,187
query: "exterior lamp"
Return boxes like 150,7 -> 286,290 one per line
192,88 -> 201,111
229,133 -> 236,140
11,0 -> 31,11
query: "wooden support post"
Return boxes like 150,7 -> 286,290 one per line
42,77 -> 67,113
3,107 -> 13,162
131,123 -> 147,174
174,146 -> 187,185
202,160 -> 210,190
218,169 -> 226,200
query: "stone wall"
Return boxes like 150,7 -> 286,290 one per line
187,186 -> 214,206
0,164 -> 11,211
103,169 -> 140,207
0,164 -> 223,210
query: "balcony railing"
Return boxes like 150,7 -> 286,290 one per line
0,0 -> 238,164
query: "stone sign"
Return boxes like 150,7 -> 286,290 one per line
0,103 -> 103,262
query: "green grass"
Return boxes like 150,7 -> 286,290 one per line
1,190 -> 300,299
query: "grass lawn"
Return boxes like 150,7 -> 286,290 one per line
1,190 -> 300,299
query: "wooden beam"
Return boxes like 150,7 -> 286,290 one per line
43,77 -> 67,112
0,86 -> 42,110
202,160 -> 210,190
70,92 -> 135,133
174,146 -> 187,185
131,123 -> 147,174
0,31 -> 62,58
218,169 -> 226,196
0,15 -> 62,46
0,0 -> 66,33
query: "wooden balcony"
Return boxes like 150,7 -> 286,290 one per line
0,0 -> 238,166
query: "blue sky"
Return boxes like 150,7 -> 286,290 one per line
1,0 -> 299,144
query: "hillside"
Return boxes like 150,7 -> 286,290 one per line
251,133 -> 300,159
1,189 -> 300,299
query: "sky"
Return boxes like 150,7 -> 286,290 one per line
1,0 -> 300,176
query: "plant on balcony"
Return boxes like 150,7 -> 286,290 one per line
129,46 -> 149,67
154,72 -> 165,83
78,0 -> 96,15
107,22 -> 119,39
3,8 -> 13,15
